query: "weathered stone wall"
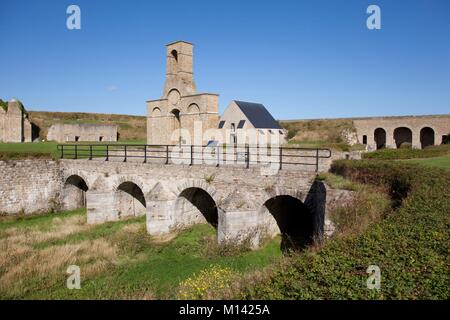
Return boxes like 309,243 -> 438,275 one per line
0,160 -> 62,215
47,123 -> 118,142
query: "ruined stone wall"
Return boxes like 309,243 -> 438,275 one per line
0,160 -> 62,215
47,123 -> 118,142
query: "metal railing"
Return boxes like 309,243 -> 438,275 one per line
57,144 -> 332,172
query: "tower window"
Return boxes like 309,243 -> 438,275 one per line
171,50 -> 178,62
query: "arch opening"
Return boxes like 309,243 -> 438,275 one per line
394,127 -> 412,148
177,187 -> 218,229
420,127 -> 435,149
374,128 -> 386,149
116,182 -> 146,219
62,175 -> 88,210
262,195 -> 313,252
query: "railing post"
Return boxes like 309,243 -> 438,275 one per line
279,146 -> 282,170
123,145 -> 127,162
74,145 -> 78,160
165,145 -> 169,164
106,145 -> 109,161
216,145 -> 220,167
246,144 -> 250,169
143,145 -> 147,163
190,145 -> 193,166
89,145 -> 93,160
315,149 -> 319,172
60,145 -> 64,159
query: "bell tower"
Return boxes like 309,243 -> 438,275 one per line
163,41 -> 196,97
147,41 -> 219,145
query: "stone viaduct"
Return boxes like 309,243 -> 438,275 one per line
58,158 -> 345,250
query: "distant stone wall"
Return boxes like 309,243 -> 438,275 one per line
47,123 -> 118,142
353,115 -> 450,150
0,160 -> 62,215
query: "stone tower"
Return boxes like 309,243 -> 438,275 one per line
147,41 -> 219,145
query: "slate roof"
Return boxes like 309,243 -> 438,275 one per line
234,100 -> 282,129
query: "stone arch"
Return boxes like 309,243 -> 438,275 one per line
174,179 -> 219,204
260,194 -> 314,252
420,127 -> 435,149
374,127 -> 386,149
175,186 -> 218,229
112,176 -> 146,194
152,107 -> 161,117
62,174 -> 89,210
394,127 -> 413,148
187,103 -> 200,114
115,181 -> 146,218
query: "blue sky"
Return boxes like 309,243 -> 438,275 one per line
1,0 -> 449,119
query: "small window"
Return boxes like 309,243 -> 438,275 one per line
231,123 -> 235,131
279,130 -> 284,135
75,136 -> 80,142
268,129 -> 274,134
99,136 -> 103,142
362,135 -> 367,145
237,120 -> 246,129
218,120 -> 225,129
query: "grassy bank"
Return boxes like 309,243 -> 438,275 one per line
0,209 -> 282,299
362,144 -> 450,160
219,161 -> 450,299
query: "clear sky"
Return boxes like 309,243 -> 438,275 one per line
1,0 -> 449,119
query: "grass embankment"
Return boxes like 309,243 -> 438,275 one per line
219,161 -> 450,299
280,119 -> 364,151
0,210 -> 281,299
28,111 -> 147,141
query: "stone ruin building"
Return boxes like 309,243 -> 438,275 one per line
47,123 -> 118,142
0,99 -> 33,143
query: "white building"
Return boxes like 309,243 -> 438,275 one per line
218,100 -> 286,145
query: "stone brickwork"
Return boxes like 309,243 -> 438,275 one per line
353,115 -> 450,150
0,160 -> 62,214
47,123 -> 118,142
0,99 -> 32,142
147,41 -> 219,145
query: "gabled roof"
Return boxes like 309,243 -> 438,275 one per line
234,100 -> 282,129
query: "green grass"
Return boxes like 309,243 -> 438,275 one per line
404,154 -> 450,171
363,144 -> 450,160
0,140 -> 148,160
0,210 -> 282,299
